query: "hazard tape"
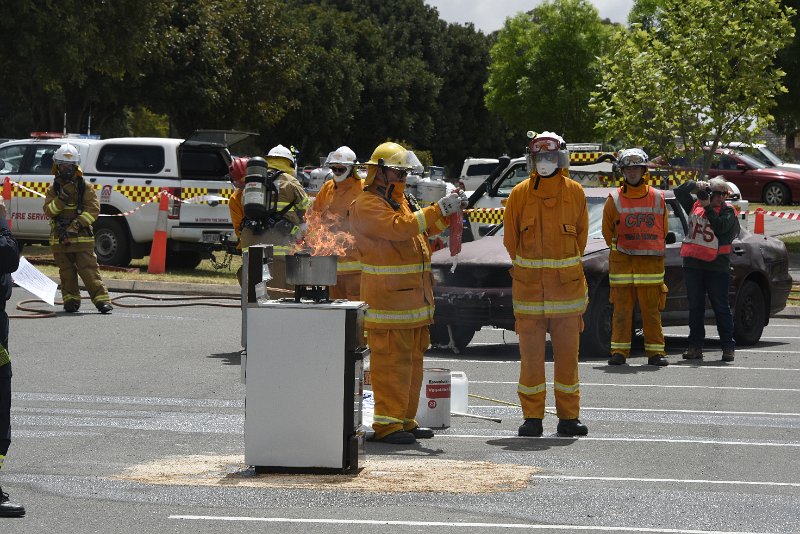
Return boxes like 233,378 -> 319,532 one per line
743,210 -> 800,220
9,180 -> 232,205
465,207 -> 504,225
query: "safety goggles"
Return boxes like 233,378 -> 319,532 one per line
385,167 -> 409,180
330,166 -> 349,175
710,189 -> 728,197
619,154 -> 647,167
528,137 -> 561,155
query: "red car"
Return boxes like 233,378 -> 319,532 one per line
653,149 -> 800,205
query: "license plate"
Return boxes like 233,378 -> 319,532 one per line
202,233 -> 222,244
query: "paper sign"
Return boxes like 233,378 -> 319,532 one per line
11,256 -> 57,306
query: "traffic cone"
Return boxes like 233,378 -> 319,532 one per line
148,189 -> 169,274
754,208 -> 765,235
2,177 -> 12,229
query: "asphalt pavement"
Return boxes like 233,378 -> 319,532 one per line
1,287 -> 798,534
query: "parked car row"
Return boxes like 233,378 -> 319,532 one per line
430,188 -> 792,356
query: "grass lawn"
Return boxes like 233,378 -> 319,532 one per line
22,244 -> 241,285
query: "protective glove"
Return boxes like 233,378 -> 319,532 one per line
455,189 -> 469,209
438,192 -> 464,217
66,220 -> 82,236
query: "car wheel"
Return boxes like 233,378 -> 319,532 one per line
166,251 -> 203,270
93,218 -> 131,267
429,323 -> 476,350
762,183 -> 790,206
733,280 -> 766,345
580,284 -> 612,359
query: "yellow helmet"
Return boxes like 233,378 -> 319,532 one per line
363,142 -> 423,185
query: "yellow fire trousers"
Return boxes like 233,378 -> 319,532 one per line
610,284 -> 666,358
368,326 -> 430,438
330,272 -> 361,301
517,316 -> 581,420
53,250 -> 110,305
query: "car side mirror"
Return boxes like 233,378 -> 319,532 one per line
478,224 -> 497,237
666,231 -> 677,245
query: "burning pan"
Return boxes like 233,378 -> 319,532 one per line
285,252 -> 338,286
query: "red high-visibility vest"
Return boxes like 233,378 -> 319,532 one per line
680,201 -> 732,262
611,187 -> 666,256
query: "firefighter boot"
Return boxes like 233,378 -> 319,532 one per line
64,301 -> 80,313
409,427 -> 434,439
648,355 -> 669,366
0,487 -> 25,518
375,430 -> 416,445
682,347 -> 703,360
722,349 -> 735,362
96,302 -> 113,314
608,353 -> 626,365
557,418 -> 588,436
518,418 -> 543,437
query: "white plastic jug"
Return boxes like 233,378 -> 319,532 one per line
414,368 -> 451,428
450,371 -> 468,414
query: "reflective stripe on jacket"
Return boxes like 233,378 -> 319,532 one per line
348,186 -> 448,329
503,169 -> 589,318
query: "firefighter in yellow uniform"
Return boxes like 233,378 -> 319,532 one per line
503,132 -> 588,437
227,157 -> 249,285
602,148 -> 669,366
43,144 -> 112,314
239,146 -> 311,292
308,146 -> 364,300
349,142 -> 463,444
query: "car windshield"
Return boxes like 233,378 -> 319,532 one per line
734,152 -> 767,170
757,146 -> 784,166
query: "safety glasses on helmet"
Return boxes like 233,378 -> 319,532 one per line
619,154 -> 647,167
529,137 -> 561,154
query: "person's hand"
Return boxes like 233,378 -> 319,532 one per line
694,180 -> 709,193
67,220 -> 81,236
455,189 -> 469,209
58,181 -> 78,202
438,192 -> 463,217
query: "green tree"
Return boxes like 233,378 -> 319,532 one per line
773,0 -> 800,137
484,0 -> 615,142
593,0 -> 795,179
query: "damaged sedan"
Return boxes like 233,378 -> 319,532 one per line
430,188 -> 792,356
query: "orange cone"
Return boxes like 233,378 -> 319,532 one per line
754,208 -> 765,235
2,177 -> 12,229
148,189 -> 169,274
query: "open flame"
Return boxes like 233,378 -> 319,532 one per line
295,208 -> 355,256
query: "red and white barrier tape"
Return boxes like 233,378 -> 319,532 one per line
743,210 -> 800,221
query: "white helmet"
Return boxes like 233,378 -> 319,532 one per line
267,144 -> 295,166
617,148 -> 649,168
325,146 -> 358,183
526,131 -> 569,176
54,143 -> 80,166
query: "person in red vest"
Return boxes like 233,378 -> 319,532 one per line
602,148 -> 669,366
674,176 -> 739,362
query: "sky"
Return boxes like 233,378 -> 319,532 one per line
424,0 -> 635,33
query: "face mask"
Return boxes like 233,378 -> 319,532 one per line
57,164 -> 77,180
534,153 -> 559,177
331,165 -> 352,183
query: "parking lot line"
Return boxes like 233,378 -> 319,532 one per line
471,381 -> 800,392
168,515 -> 777,533
467,405 -> 800,417
532,474 -> 800,488
440,434 -> 800,448
427,358 -> 800,371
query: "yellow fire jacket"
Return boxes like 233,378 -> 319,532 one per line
43,170 -> 100,252
348,184 -> 448,329
309,176 -> 364,274
503,169 -> 589,318
601,180 -> 668,286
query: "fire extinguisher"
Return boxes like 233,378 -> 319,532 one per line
243,157 -> 279,229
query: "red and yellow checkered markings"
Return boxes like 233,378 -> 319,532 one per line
15,181 -> 50,198
465,207 -> 505,225
115,185 -> 161,204
181,187 -> 232,204
570,152 -> 606,164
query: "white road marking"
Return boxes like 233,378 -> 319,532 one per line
439,434 -> 800,448
168,515 -> 777,533
470,381 -> 800,392
467,405 -> 800,417
532,474 -> 800,488
427,358 -> 800,372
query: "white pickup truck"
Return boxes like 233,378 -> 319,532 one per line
0,132 -> 244,267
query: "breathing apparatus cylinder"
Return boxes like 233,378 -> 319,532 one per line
243,157 -> 278,223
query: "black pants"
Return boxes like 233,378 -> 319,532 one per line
0,362 -> 10,459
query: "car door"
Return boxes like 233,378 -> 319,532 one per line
662,198 -> 690,320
